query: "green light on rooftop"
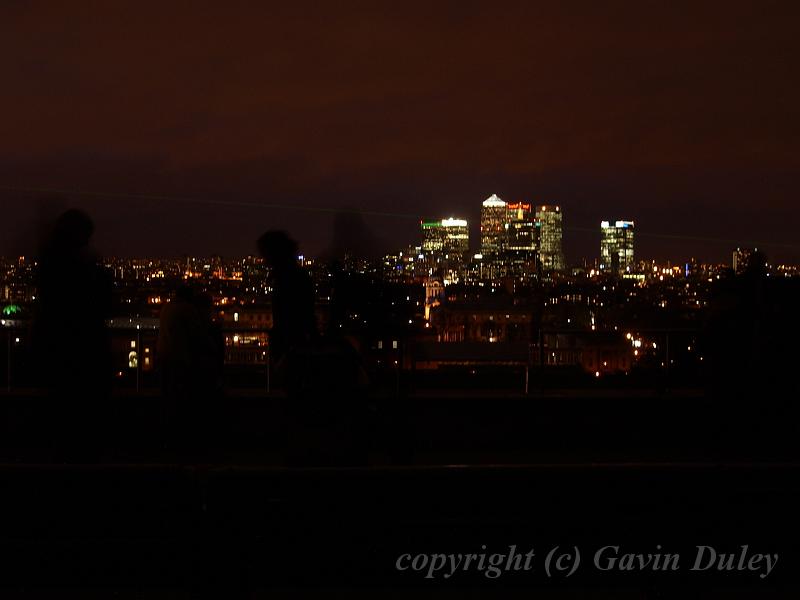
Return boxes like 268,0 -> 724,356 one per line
2,304 -> 22,316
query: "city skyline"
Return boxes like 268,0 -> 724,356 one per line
2,189 -> 798,266
1,4 -> 798,596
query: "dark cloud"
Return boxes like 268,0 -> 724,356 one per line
1,1 -> 798,261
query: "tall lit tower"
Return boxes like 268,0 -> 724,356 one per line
502,202 -> 539,279
421,217 -> 469,281
421,218 -> 469,256
600,220 -> 635,274
480,194 -> 508,257
535,205 -> 565,271
506,201 -> 533,223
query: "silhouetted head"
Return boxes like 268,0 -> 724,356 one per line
174,284 -> 195,303
51,209 -> 94,252
257,230 -> 299,270
326,210 -> 383,261
192,291 -> 213,313
744,250 -> 768,278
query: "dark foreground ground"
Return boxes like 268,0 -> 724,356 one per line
0,391 -> 799,598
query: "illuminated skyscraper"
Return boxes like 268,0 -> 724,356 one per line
421,217 -> 469,281
502,202 -> 540,279
535,205 -> 565,271
480,194 -> 508,257
506,202 -> 533,223
421,218 -> 469,256
600,220 -> 635,274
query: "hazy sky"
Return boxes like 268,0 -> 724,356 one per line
1,0 -> 798,262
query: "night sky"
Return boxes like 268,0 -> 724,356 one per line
1,1 -> 798,262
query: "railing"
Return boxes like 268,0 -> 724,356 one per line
2,323 -> 25,393
530,327 -> 704,392
0,322 -> 274,394
2,321 -> 706,396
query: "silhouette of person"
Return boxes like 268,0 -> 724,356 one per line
703,251 -> 800,449
193,289 -> 225,393
257,231 -> 317,384
158,284 -> 223,451
33,209 -> 113,458
258,231 -> 373,465
323,260 -> 371,393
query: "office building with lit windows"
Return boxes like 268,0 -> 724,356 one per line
502,202 -> 540,279
600,220 -> 635,274
506,201 -> 533,223
421,217 -> 469,280
535,205 -> 565,271
480,194 -> 509,257
421,218 -> 469,256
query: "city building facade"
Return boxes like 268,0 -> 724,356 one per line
600,220 -> 635,274
480,194 -> 509,257
535,205 -> 565,271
